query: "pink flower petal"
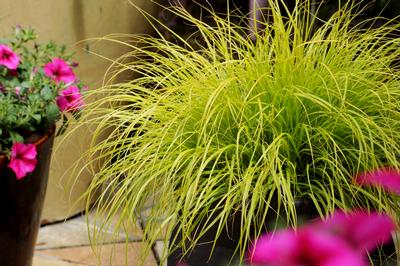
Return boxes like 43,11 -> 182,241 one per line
313,210 -> 395,253
356,168 -> 400,195
7,143 -> 37,180
56,86 -> 84,112
0,44 -> 20,70
298,228 -> 367,266
8,156 -> 36,180
321,254 -> 367,266
249,229 -> 298,265
43,58 -> 76,84
8,159 -> 25,179
20,144 -> 37,160
248,227 -> 367,266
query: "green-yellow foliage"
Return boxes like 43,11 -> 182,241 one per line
79,0 -> 400,263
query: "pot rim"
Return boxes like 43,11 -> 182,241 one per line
0,126 -> 55,161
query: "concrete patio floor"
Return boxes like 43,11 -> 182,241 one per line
33,214 -> 163,266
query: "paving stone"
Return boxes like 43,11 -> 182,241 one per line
33,254 -> 86,266
36,213 -> 143,250
154,241 -> 168,266
36,243 -> 157,266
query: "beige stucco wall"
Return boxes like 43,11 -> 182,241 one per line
0,0 -> 155,222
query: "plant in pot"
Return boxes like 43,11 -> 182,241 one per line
81,0 -> 400,265
0,27 -> 85,266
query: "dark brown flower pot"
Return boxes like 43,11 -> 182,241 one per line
0,127 -> 55,266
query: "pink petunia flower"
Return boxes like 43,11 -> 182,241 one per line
312,210 -> 395,254
0,44 -> 20,70
7,143 -> 37,180
248,228 -> 367,266
56,86 -> 84,112
43,58 -> 76,84
356,168 -> 400,195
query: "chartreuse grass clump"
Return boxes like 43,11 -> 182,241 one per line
80,0 -> 400,263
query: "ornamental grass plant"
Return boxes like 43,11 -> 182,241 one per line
81,0 -> 400,263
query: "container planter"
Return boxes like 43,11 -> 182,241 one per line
0,0 -> 157,225
0,27 -> 84,266
0,127 -> 55,266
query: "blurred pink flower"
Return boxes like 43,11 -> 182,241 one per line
313,210 -> 395,254
0,44 -> 20,70
248,210 -> 395,266
43,58 -> 75,84
14,86 -> 21,95
56,86 -> 84,112
8,143 -> 37,180
248,228 -> 366,266
356,168 -> 400,195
